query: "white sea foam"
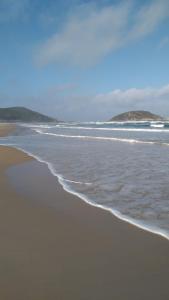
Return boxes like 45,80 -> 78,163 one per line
82,121 -> 155,125
54,125 -> 169,133
150,124 -> 164,128
20,121 -> 169,133
35,129 -> 161,146
1,142 -> 169,241
20,123 -> 54,129
62,178 -> 92,185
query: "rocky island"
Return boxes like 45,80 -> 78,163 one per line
0,107 -> 57,122
109,110 -> 163,122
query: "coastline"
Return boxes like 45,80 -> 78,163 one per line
5,144 -> 169,241
1,125 -> 169,299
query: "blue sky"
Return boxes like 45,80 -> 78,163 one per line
1,0 -> 169,121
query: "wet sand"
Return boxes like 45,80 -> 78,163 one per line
0,123 -> 15,136
0,126 -> 169,299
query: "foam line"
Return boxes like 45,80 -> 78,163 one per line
0,142 -> 168,242
20,123 -> 54,129
35,129 -> 164,146
63,178 -> 92,185
21,123 -> 169,133
150,124 -> 164,128
54,125 -> 169,133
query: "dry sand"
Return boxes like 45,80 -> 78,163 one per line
0,125 -> 169,300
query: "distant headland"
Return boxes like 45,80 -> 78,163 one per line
0,107 -> 57,123
109,110 -> 164,122
0,107 -> 166,123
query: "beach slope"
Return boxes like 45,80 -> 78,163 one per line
0,126 -> 169,299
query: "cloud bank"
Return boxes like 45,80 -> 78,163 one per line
36,0 -> 169,67
41,83 -> 169,120
1,83 -> 169,121
79,83 -> 169,120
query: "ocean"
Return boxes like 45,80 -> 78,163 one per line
1,120 -> 169,240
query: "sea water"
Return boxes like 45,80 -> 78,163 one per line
1,120 -> 169,240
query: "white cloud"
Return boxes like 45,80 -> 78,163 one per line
128,0 -> 169,40
36,0 -> 169,67
1,83 -> 169,121
37,2 -> 130,67
91,84 -> 169,119
94,85 -> 169,103
31,83 -> 169,121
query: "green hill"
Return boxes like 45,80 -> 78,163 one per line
109,110 -> 163,122
0,107 -> 57,122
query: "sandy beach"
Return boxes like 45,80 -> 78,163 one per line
0,123 -> 15,137
0,125 -> 169,300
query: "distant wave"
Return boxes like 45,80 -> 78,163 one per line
35,129 -> 164,146
150,124 -> 164,128
95,121 -> 151,125
20,123 -> 54,129
21,122 -> 169,133
54,125 -> 169,133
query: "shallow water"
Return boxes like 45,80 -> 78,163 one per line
1,121 -> 169,240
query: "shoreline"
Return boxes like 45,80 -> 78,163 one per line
1,145 -> 169,299
1,124 -> 169,299
3,143 -> 169,241
0,123 -> 169,241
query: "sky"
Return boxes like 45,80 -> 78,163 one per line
0,0 -> 169,121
